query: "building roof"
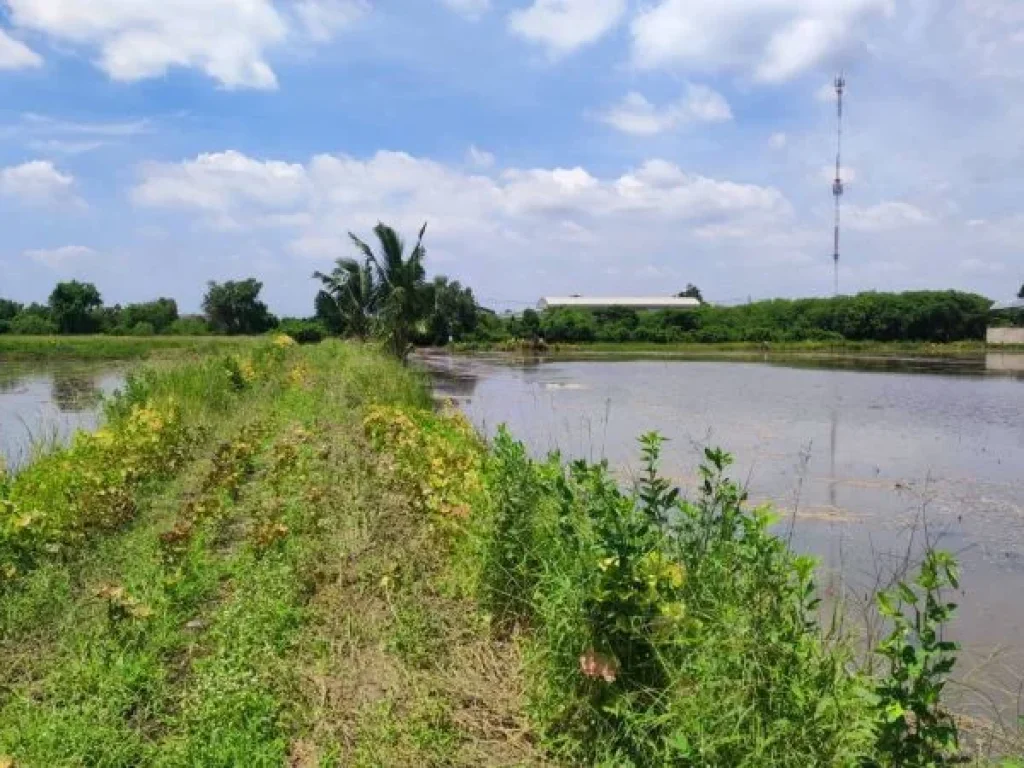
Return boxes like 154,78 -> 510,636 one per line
538,296 -> 701,310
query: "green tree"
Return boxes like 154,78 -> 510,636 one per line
350,222 -> 428,359
0,299 -> 22,322
424,276 -> 479,344
166,317 -> 211,335
201,279 -> 276,335
120,298 -> 179,333
9,314 -> 58,335
677,284 -> 704,303
313,258 -> 377,339
48,281 -> 102,334
1018,283 -> 1024,299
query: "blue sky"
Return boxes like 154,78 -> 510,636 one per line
1,0 -> 1022,315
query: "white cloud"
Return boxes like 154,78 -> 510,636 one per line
441,0 -> 491,20
134,150 -> 308,212
134,150 -> 791,270
21,112 -> 151,137
294,0 -> 369,42
508,0 -> 627,56
5,0 -> 290,88
0,160 -> 77,205
24,244 -> 96,269
0,27 -> 42,69
769,132 -> 788,149
846,201 -> 931,232
27,139 -> 108,155
961,0 -> 1024,80
466,145 -> 496,169
599,85 -> 732,136
631,0 -> 892,82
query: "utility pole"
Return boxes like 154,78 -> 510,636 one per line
832,73 -> 845,296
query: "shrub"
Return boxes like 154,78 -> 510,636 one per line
8,314 -> 58,335
363,404 -> 484,521
128,321 -> 156,336
166,317 -> 212,336
0,399 -> 195,583
277,319 -> 326,345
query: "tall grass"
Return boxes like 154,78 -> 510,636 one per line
367,408 -> 967,765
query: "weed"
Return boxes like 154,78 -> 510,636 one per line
873,549 -> 962,766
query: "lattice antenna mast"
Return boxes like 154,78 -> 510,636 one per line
832,73 -> 846,296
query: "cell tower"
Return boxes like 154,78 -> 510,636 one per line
832,72 -> 845,296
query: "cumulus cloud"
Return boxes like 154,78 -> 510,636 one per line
508,0 -> 627,55
631,0 -> 891,81
134,150 -> 792,278
294,0 -> 369,42
598,85 -> 732,136
441,0 -> 491,20
0,27 -> 42,69
3,0 -> 367,88
24,244 -> 97,269
0,160 -> 77,205
846,201 -> 931,232
769,132 -> 788,149
134,151 -> 308,212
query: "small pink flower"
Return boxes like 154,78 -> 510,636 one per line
580,649 -> 619,683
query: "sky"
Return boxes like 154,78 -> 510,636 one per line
0,0 -> 1022,315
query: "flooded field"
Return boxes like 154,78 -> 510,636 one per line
0,362 -> 125,472
421,350 -> 1024,722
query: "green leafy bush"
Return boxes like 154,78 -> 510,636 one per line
277,318 -> 327,344
455,430 -> 963,766
8,314 -> 58,335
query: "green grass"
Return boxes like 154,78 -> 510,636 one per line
0,340 -> 537,767
0,334 -> 257,361
2,339 -> 1019,766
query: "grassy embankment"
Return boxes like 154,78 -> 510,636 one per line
0,338 -> 541,766
0,335 -> 256,362
0,340 -> 1016,765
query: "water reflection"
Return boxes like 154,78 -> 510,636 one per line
0,363 -> 125,471
51,372 -> 104,413
986,352 -> 1024,374
0,372 -> 25,395
424,353 -> 481,401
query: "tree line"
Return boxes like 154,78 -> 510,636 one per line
518,291 -> 995,345
0,279 -> 281,338
1,222 -> 1013,351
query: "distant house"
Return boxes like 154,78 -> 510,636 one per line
537,296 -> 701,311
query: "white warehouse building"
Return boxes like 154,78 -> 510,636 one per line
537,296 -> 701,311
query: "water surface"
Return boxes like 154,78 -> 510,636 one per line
0,362 -> 125,472
421,350 -> 1024,721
